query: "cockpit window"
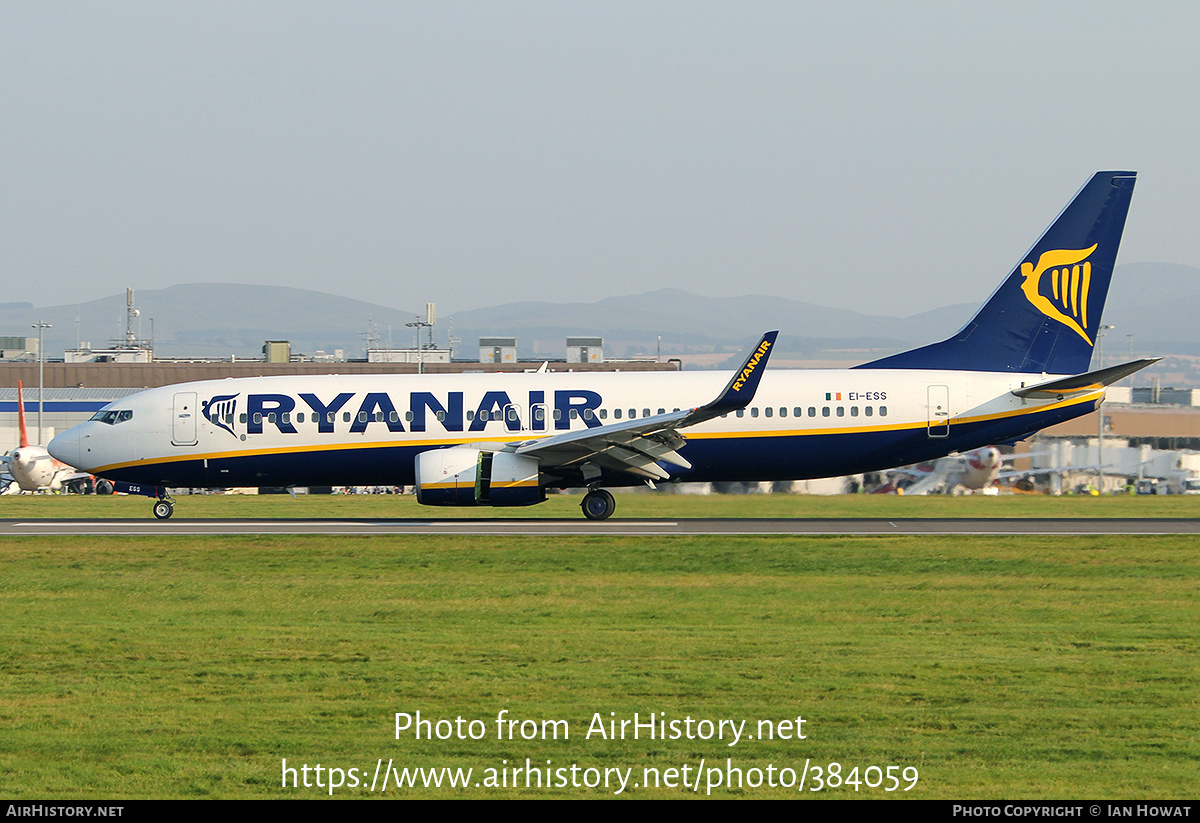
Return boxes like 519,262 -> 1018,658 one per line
90,409 -> 133,425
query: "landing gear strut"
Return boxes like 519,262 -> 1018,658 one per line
153,496 -> 175,519
581,488 -> 615,521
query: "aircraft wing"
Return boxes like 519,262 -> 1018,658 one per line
902,473 -> 950,496
899,460 -> 966,495
509,331 -> 778,482
57,470 -> 93,484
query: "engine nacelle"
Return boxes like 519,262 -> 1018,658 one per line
415,447 -> 545,507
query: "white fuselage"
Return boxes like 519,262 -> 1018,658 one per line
48,367 -> 1100,491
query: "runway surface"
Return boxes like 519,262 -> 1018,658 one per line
6,517 -> 1200,536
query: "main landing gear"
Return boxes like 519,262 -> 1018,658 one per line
153,495 -> 175,519
581,488 -> 615,521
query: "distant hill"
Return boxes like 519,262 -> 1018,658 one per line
0,262 -> 1195,366
0,284 -> 423,360
447,289 -> 976,361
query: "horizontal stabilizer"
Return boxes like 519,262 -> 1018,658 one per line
1012,358 -> 1159,399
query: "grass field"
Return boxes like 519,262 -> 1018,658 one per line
4,489 -> 1200,520
1,525 -> 1196,798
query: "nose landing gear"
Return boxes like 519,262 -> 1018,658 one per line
153,495 -> 175,519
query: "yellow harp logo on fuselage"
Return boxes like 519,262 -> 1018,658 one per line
1019,244 -> 1098,345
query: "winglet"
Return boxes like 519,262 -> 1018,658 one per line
688,331 -> 778,421
16,380 -> 29,448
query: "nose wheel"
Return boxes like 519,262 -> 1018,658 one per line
581,488 -> 615,521
153,498 -> 175,519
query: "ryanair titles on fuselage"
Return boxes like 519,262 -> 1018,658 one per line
204,389 -> 607,438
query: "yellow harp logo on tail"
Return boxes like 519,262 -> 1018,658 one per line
1019,244 -> 1098,345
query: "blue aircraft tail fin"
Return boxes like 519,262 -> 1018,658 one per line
858,171 -> 1136,374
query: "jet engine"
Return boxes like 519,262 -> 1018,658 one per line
415,447 -> 544,507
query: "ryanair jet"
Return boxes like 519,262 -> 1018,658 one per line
48,171 -> 1155,520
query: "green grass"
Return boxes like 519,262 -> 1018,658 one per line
0,534 -> 1196,798
4,490 -> 1200,520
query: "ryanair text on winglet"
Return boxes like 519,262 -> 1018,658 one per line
732,339 -> 773,393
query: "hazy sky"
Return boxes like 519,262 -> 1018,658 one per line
3,1 -> 1198,319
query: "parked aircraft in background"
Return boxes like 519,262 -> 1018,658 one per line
49,171 -> 1156,519
885,446 -> 1101,495
882,446 -> 1006,495
2,382 -> 90,493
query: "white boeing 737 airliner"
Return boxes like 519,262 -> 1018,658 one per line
49,171 -> 1155,519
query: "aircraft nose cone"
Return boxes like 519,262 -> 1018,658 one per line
48,428 -> 81,469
